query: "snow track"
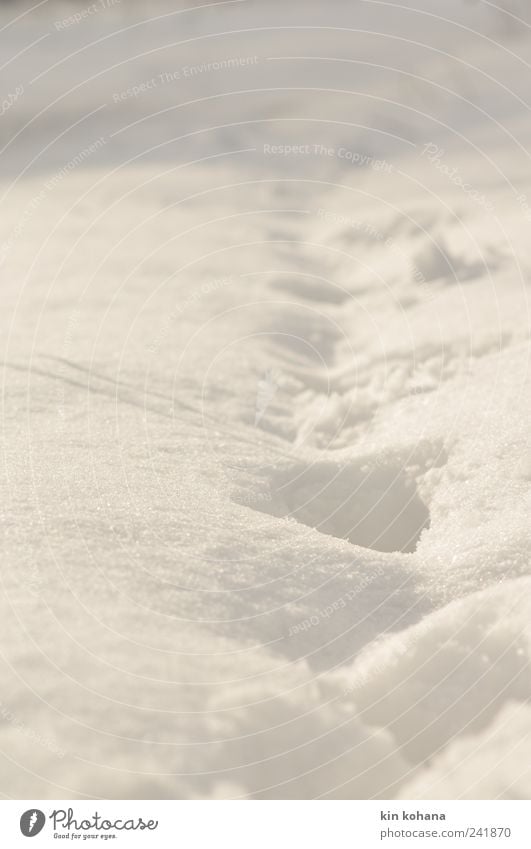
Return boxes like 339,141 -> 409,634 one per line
1,0 -> 531,800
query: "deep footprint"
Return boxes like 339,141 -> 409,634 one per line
259,460 -> 430,553
269,276 -> 349,305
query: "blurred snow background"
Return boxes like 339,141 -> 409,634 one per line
1,0 -> 530,799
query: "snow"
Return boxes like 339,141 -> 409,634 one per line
1,0 -> 530,799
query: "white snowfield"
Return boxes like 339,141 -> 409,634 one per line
1,0 -> 530,799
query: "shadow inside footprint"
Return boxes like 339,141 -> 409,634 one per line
270,276 -> 349,305
261,461 -> 430,554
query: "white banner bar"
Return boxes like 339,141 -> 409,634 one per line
1,800 -> 529,848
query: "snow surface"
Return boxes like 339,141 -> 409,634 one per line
1,0 -> 531,799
